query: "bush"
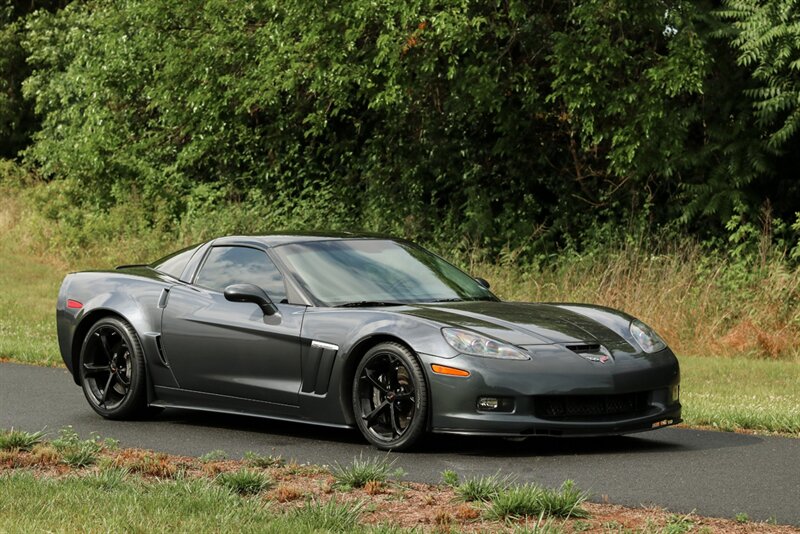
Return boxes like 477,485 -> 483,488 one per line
17,0 -> 800,255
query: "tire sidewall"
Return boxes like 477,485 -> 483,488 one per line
79,316 -> 147,419
352,342 -> 428,451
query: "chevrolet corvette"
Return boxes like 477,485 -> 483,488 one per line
56,233 -> 681,450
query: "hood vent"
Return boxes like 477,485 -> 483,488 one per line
566,344 -> 602,353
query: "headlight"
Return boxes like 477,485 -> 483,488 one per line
629,319 -> 667,353
442,328 -> 530,360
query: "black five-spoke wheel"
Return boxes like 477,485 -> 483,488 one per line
79,317 -> 147,419
353,342 -> 427,450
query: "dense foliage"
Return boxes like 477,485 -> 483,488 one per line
0,1 -> 65,158
1,0 -> 799,255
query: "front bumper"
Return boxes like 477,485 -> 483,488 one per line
419,348 -> 681,437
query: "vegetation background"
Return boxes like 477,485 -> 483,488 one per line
1,0 -> 799,367
2,7 -> 799,530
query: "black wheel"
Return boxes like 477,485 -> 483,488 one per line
352,342 -> 428,451
78,317 -> 148,419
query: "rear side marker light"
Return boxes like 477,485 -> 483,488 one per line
66,299 -> 83,310
431,364 -> 470,377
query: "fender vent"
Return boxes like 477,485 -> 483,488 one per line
301,341 -> 339,395
155,335 -> 170,366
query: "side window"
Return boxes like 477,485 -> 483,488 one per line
151,244 -> 200,279
195,246 -> 287,303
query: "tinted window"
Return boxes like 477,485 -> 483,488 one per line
195,246 -> 287,302
151,244 -> 200,279
273,239 -> 495,306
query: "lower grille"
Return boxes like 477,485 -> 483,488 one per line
533,392 -> 650,420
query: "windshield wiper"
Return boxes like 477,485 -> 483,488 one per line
335,301 -> 405,308
428,297 -> 498,303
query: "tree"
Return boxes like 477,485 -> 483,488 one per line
0,0 -> 67,158
720,0 -> 800,149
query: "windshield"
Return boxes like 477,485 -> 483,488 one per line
273,239 -> 496,306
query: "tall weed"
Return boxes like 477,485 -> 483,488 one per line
477,239 -> 800,359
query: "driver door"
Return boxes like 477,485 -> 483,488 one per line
160,245 -> 304,406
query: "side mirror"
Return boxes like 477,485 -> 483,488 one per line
475,277 -> 491,289
224,283 -> 278,316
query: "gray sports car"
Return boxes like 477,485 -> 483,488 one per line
56,233 -> 681,450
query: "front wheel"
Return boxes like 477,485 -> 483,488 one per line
352,342 -> 428,451
78,317 -> 148,419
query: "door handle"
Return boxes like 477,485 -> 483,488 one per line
157,287 -> 171,309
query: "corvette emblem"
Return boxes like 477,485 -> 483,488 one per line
575,349 -> 612,364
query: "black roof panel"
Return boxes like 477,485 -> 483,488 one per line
211,231 -> 398,248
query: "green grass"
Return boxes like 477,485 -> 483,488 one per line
455,471 -> 517,502
199,449 -> 228,462
0,429 -> 45,451
680,355 -> 800,435
662,513 -> 694,534
331,454 -> 404,489
0,470 -> 377,534
215,468 -> 273,495
291,498 -> 364,532
0,471 -> 264,533
484,480 -> 589,521
511,518 -> 568,534
440,469 -> 459,487
243,451 -> 285,468
84,466 -> 131,490
51,426 -> 104,467
0,210 -> 62,366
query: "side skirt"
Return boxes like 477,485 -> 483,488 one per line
151,385 -> 354,430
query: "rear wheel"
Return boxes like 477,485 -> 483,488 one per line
78,317 -> 148,419
352,342 -> 428,451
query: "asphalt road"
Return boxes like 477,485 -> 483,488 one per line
1,362 -> 798,526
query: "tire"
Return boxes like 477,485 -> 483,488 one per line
352,342 -> 428,451
78,316 -> 148,420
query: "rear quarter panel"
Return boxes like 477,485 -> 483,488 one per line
56,268 -> 175,385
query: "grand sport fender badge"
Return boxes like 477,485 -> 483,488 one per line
311,340 -> 339,351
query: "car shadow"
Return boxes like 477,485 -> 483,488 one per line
419,433 -> 680,456
155,408 -> 365,446
419,427 -> 765,457
153,408 -> 764,457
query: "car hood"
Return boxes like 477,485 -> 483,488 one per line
402,301 -> 631,347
